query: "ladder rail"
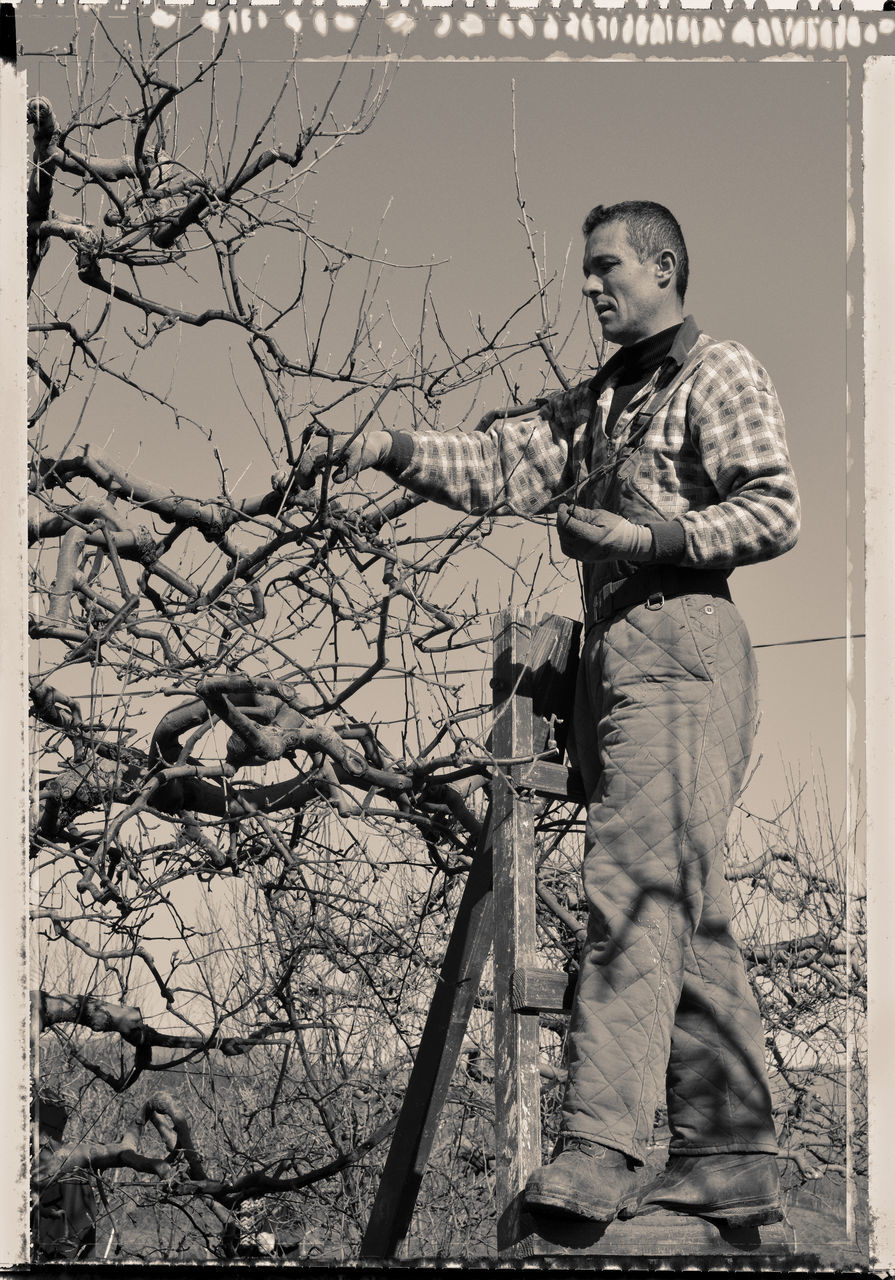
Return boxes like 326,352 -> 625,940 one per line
359,806 -> 494,1259
491,611 -> 544,1252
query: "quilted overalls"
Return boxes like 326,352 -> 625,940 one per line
559,349 -> 779,1164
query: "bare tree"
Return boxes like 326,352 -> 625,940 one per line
27,12 -> 583,1259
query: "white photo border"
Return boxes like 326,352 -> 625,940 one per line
4,0 -> 890,1269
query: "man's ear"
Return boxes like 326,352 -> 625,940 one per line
655,249 -> 677,290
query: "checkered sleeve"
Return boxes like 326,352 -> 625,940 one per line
677,343 -> 800,568
386,388 -> 583,516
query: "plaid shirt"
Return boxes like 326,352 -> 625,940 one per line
391,316 -> 800,573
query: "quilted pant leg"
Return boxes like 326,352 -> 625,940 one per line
665,855 -> 777,1154
665,601 -> 777,1155
560,594 -> 776,1163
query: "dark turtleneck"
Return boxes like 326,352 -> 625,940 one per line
594,322 -> 683,438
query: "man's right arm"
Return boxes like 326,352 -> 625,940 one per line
295,392 -> 582,517
371,399 -> 580,517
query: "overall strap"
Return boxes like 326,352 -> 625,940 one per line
617,336 -> 722,457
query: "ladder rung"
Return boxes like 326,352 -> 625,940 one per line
511,965 -> 575,1014
518,760 -> 585,802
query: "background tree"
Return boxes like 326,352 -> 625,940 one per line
26,10 -> 864,1261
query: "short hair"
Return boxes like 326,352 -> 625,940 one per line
582,201 -> 689,301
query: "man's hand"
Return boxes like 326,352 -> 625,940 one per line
556,503 -> 653,563
292,429 -> 392,491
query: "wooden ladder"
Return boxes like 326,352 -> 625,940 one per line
360,608 -> 800,1263
359,608 -> 581,1259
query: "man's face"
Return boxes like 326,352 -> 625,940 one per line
582,220 -> 667,347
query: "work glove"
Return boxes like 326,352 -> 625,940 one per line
556,503 -> 654,563
292,429 -> 391,490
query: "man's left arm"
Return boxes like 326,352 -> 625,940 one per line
666,343 -> 801,569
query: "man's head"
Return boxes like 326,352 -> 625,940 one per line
581,201 -> 688,347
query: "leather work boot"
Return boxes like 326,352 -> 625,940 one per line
618,1152 -> 783,1228
522,1137 -> 641,1221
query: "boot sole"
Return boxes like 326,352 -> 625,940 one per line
523,1188 -> 621,1223
622,1199 -> 784,1230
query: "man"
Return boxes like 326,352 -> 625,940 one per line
297,202 -> 800,1228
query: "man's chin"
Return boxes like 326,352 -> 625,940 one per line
600,321 -> 638,348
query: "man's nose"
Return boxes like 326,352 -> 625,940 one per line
582,274 -> 602,298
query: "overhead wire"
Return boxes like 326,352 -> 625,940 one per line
753,633 -> 865,650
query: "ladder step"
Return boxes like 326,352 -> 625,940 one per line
511,966 -> 575,1014
518,760 -> 585,802
509,1206 -> 799,1259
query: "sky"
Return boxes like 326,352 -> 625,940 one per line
22,22 -> 856,832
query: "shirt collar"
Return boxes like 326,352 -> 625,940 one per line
591,315 -> 701,393
666,314 -> 701,368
